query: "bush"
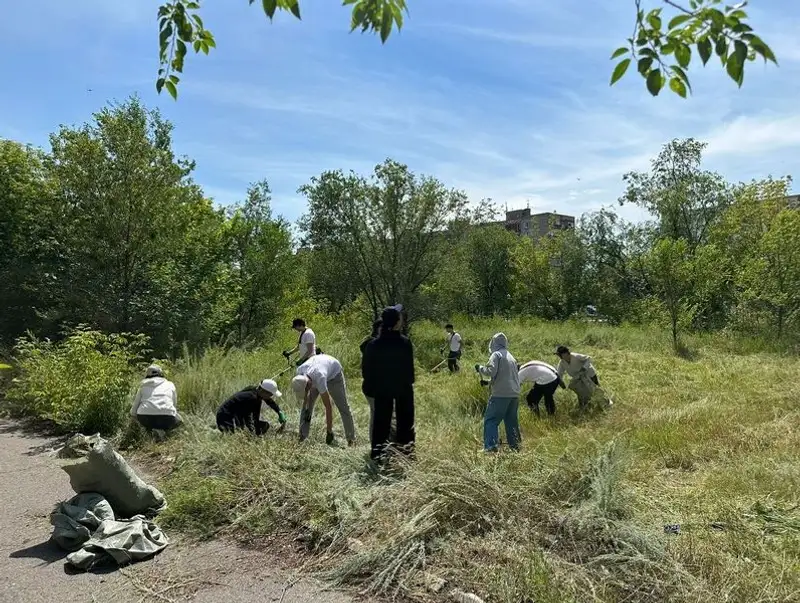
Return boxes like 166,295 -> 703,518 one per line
5,328 -> 149,435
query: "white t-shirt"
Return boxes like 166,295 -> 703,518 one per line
448,332 -> 462,352
299,328 -> 316,358
296,354 -> 341,394
518,361 -> 559,386
131,377 -> 178,416
556,353 -> 596,379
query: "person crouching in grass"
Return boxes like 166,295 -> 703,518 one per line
131,365 -> 182,440
216,379 -> 284,435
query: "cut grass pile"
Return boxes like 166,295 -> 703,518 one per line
147,318 -> 799,602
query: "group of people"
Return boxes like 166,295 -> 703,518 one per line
129,313 -> 608,456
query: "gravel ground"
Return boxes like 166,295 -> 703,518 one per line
0,420 -> 360,603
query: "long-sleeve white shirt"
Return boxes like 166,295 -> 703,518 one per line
518,360 -> 559,385
556,353 -> 596,380
131,377 -> 178,417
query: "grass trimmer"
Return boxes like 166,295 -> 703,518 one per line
430,358 -> 449,373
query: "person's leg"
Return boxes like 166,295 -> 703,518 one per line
483,396 -> 509,451
216,412 -> 235,433
371,396 -> 393,460
329,375 -> 356,443
527,385 -> 545,414
299,388 -> 319,441
543,380 -> 558,415
394,390 -> 416,456
366,396 -> 375,441
503,397 -> 521,451
447,351 -> 457,373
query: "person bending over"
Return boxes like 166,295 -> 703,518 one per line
216,379 -> 283,435
518,360 -> 565,416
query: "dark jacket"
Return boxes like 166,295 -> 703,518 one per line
360,336 -> 375,396
362,331 -> 415,398
216,386 -> 263,433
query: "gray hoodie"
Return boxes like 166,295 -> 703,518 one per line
478,333 -> 520,398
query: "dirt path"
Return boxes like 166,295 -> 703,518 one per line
0,420 -> 361,603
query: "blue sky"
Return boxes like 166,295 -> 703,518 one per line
1,0 -> 798,223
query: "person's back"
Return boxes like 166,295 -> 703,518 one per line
518,360 -> 558,385
481,333 -> 520,398
134,377 -> 177,416
363,331 -> 415,398
218,386 -> 259,419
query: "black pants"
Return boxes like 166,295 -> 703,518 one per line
216,412 -> 269,435
371,391 -> 415,461
526,380 -> 560,415
136,414 -> 181,431
591,375 -> 600,386
447,350 -> 461,373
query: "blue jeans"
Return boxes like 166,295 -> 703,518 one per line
483,396 -> 520,451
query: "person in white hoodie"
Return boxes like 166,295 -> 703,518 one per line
130,365 -> 181,435
518,360 -> 565,416
475,333 -> 521,452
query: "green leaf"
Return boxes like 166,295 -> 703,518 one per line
637,57 -> 653,76
697,38 -> 712,65
671,65 -> 692,92
380,4 -> 393,42
289,0 -> 301,19
639,48 -> 658,59
156,77 -> 165,93
715,36 -> 728,59
749,35 -> 777,64
193,39 -> 201,52
726,49 -> 744,86
669,76 -> 687,98
668,14 -> 692,29
610,58 -> 631,85
675,44 -> 691,68
262,0 -> 278,19
610,46 -> 628,59
165,80 -> 178,99
646,69 -> 663,96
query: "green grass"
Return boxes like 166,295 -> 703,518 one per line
145,318 -> 799,602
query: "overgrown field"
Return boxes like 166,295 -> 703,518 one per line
3,318 -> 799,602
142,318 -> 799,603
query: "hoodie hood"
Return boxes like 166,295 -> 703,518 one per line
489,332 -> 508,353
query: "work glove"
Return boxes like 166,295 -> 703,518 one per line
474,363 -> 481,373
439,347 -> 445,355
295,358 -> 304,367
479,380 -> 489,387
278,411 -> 287,424
282,350 -> 290,359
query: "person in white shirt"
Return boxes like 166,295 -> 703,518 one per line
440,323 -> 462,373
291,353 -> 356,446
518,360 -> 565,416
283,318 -> 317,366
555,345 -> 604,408
130,365 -> 181,436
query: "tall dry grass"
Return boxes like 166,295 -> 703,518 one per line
151,318 -> 799,602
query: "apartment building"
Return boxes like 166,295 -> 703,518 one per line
501,207 -> 575,239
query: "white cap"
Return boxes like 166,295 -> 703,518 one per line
258,379 -> 282,398
291,375 -> 309,397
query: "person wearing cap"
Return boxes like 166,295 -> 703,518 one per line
362,306 -> 416,462
476,333 -> 521,452
130,365 -> 182,437
518,360 -> 565,416
215,379 -> 285,435
554,346 -> 602,408
292,353 -> 356,446
283,318 -> 317,366
441,323 -> 462,373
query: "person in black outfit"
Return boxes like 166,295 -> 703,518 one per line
216,379 -> 284,435
362,306 -> 415,462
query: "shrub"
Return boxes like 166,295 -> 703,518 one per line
5,327 -> 149,435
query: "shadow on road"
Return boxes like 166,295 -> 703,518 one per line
9,540 -> 65,565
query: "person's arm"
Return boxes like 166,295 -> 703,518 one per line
406,339 -> 416,385
283,344 -> 300,358
478,352 -> 499,379
130,386 -> 143,417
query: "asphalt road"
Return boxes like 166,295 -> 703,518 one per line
0,419 -> 359,603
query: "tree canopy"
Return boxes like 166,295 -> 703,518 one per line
155,0 -> 777,99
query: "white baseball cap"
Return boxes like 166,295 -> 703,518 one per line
259,379 -> 282,398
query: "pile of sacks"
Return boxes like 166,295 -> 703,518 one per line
50,434 -> 169,571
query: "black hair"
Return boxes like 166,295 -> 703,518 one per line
292,318 -> 306,328
445,323 -> 454,329
556,345 -> 570,356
